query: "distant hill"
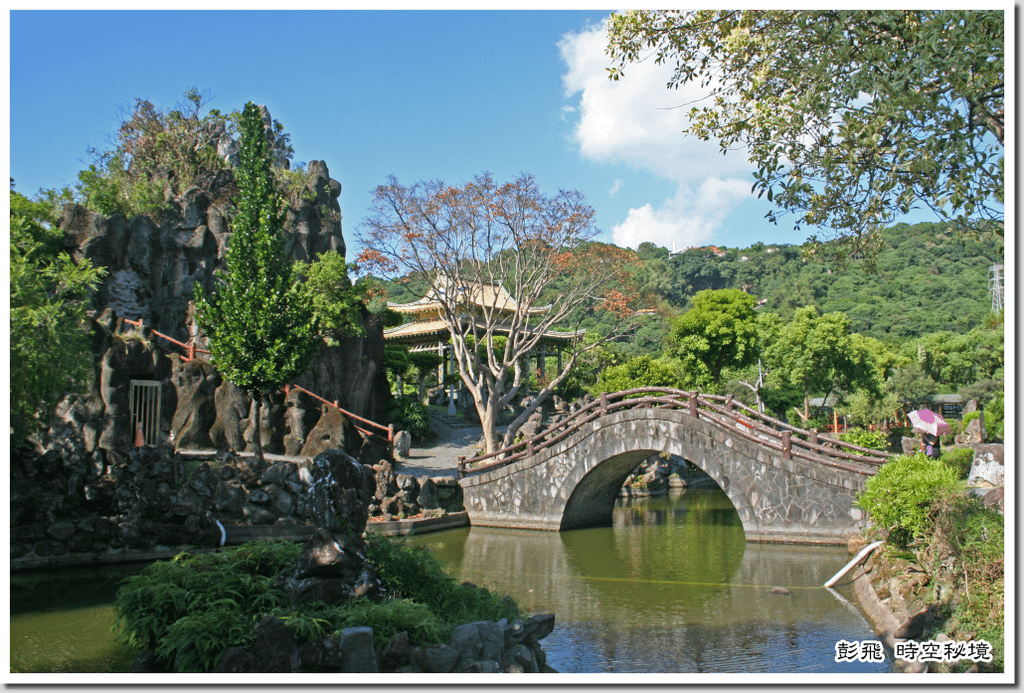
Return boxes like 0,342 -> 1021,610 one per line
375,221 -> 1003,346
637,221 -> 1003,342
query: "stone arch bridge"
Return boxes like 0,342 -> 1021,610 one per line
457,389 -> 893,545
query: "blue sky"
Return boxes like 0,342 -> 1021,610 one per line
10,9 -> 947,262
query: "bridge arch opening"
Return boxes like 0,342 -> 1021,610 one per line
559,448 -> 745,535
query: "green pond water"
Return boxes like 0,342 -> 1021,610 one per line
9,487 -> 889,674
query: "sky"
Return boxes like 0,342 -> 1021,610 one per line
6,9 -> 973,263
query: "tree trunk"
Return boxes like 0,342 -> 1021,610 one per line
252,394 -> 265,464
479,398 -> 500,454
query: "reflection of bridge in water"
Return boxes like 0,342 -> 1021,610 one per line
458,388 -> 893,545
413,493 -> 888,673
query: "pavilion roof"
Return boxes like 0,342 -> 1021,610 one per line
384,316 -> 584,344
387,277 -> 551,317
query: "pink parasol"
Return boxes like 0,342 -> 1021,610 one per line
908,409 -> 951,436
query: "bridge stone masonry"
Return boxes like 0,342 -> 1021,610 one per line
458,389 -> 892,546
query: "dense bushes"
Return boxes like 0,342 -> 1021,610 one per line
856,453 -> 959,548
858,452 -> 1004,671
940,447 -> 975,480
839,427 -> 889,452
114,536 -> 517,672
387,394 -> 431,440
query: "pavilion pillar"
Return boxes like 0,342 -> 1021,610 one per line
448,343 -> 457,415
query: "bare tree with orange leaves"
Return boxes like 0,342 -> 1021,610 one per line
357,172 -> 646,453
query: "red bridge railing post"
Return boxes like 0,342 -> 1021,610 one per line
781,430 -> 792,459
600,392 -> 608,414
688,392 -> 698,419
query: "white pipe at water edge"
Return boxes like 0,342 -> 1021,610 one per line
823,541 -> 884,587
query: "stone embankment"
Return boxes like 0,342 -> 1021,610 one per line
199,611 -> 556,674
10,443 -> 465,570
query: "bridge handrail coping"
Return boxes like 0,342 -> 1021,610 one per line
695,397 -> 889,467
696,393 -> 893,461
458,387 -> 892,478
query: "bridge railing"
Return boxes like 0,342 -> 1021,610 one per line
458,387 -> 893,479
120,318 -> 394,455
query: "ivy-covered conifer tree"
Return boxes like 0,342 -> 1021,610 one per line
194,102 -> 319,462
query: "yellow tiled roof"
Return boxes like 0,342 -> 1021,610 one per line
387,278 -> 551,317
384,317 -> 584,343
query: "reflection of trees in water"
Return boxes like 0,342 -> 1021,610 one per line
558,489 -> 747,620
410,491 -> 887,673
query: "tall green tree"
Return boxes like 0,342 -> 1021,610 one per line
667,288 -> 759,389
10,188 -> 105,441
607,10 -> 1004,258
764,306 -> 877,422
194,102 -> 319,462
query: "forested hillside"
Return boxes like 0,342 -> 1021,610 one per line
632,221 -> 1003,341
379,221 -> 1003,344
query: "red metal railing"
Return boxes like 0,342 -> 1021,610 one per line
458,387 -> 892,479
120,318 -> 394,455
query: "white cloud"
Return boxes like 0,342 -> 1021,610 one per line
611,177 -> 750,250
609,178 -> 624,196
559,19 -> 755,249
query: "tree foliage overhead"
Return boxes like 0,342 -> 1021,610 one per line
607,10 -> 1005,257
357,172 -> 647,453
193,102 -> 319,461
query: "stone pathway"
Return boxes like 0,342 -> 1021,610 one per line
394,412 -> 502,479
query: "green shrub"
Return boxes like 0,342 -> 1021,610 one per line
590,355 -> 684,396
839,427 -> 889,452
364,534 -> 516,628
984,393 -> 1004,441
387,394 -> 431,439
114,542 -> 302,670
856,453 -> 960,548
940,447 -> 975,480
115,536 -> 518,672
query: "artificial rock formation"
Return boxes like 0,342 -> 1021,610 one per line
41,114 -> 388,459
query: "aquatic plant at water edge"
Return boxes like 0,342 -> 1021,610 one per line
114,541 -> 302,670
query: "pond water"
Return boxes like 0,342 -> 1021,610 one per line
407,487 -> 891,674
10,563 -> 148,673
9,487 -> 890,675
